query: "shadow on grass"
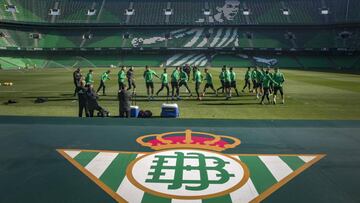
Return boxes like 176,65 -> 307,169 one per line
199,102 -> 260,106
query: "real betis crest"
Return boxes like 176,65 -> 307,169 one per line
57,130 -> 325,203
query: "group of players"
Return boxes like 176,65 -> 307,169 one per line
73,64 -> 286,109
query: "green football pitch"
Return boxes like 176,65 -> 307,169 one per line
0,67 -> 359,119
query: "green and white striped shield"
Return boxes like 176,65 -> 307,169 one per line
58,149 -> 324,203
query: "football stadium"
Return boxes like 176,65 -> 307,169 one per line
0,0 -> 359,202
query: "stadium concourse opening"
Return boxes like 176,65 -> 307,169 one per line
0,0 -> 359,202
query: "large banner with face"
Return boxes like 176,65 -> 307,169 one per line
196,0 -> 241,23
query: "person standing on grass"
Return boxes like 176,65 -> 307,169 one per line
73,68 -> 82,96
216,66 -> 226,95
171,66 -> 180,100
183,64 -> 191,81
87,84 -> 100,117
179,68 -> 193,97
242,67 -> 252,92
224,67 -> 232,99
230,67 -> 239,96
272,67 -> 285,104
118,66 -> 126,90
143,66 -> 159,100
251,67 -> 258,94
96,70 -> 110,96
194,66 -> 203,100
77,80 -> 89,117
260,68 -> 278,105
256,66 -> 264,99
202,68 -> 216,96
118,84 -> 132,118
85,69 -> 94,85
156,68 -> 170,97
126,66 -> 136,95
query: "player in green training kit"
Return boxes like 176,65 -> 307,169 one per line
251,67 -> 258,94
117,66 -> 126,90
272,67 -> 285,104
216,66 -> 226,95
96,70 -> 110,95
171,67 -> 180,100
202,68 -> 216,96
156,68 -> 170,98
194,67 -> 203,100
143,66 -> 159,100
229,67 -> 239,96
242,67 -> 251,92
179,68 -> 192,97
260,68 -> 278,105
255,67 -> 264,99
224,67 -> 232,99
85,69 -> 94,85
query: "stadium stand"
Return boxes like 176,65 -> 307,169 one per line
0,0 -> 359,25
0,0 -> 359,72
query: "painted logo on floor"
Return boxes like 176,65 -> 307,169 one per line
57,129 -> 325,203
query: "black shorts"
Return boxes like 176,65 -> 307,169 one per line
274,86 -> 284,95
179,81 -> 187,87
146,82 -> 154,89
224,81 -> 231,88
118,81 -> 125,88
258,82 -> 263,89
128,79 -> 136,88
195,82 -> 201,90
171,82 -> 179,89
231,81 -> 236,88
205,83 -> 214,89
252,80 -> 258,88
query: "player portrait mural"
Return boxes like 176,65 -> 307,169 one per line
196,0 -> 241,23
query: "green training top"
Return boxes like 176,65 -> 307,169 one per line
101,72 -> 110,82
85,73 -> 94,84
171,70 -> 180,82
194,70 -> 203,83
224,70 -> 231,82
205,72 -> 213,84
273,71 -> 285,87
230,71 -> 236,82
143,70 -> 157,83
118,70 -> 126,83
251,70 -> 257,80
219,71 -> 225,81
180,71 -> 188,82
262,73 -> 278,88
256,70 -> 264,82
160,73 -> 168,84
245,70 -> 251,80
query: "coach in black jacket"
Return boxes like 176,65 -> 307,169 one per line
118,85 -> 132,118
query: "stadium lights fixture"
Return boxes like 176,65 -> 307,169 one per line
123,33 -> 130,39
29,33 -> 41,40
282,9 -> 290,16
5,5 -> 17,13
321,8 -> 329,15
125,9 -> 135,16
87,9 -> 96,16
49,8 -> 60,16
285,32 -> 295,40
242,8 -> 250,16
245,32 -> 253,39
204,9 -> 211,16
339,31 -> 351,39
82,33 -> 92,40
164,9 -> 173,16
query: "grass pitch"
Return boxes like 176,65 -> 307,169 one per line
0,67 -> 359,119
